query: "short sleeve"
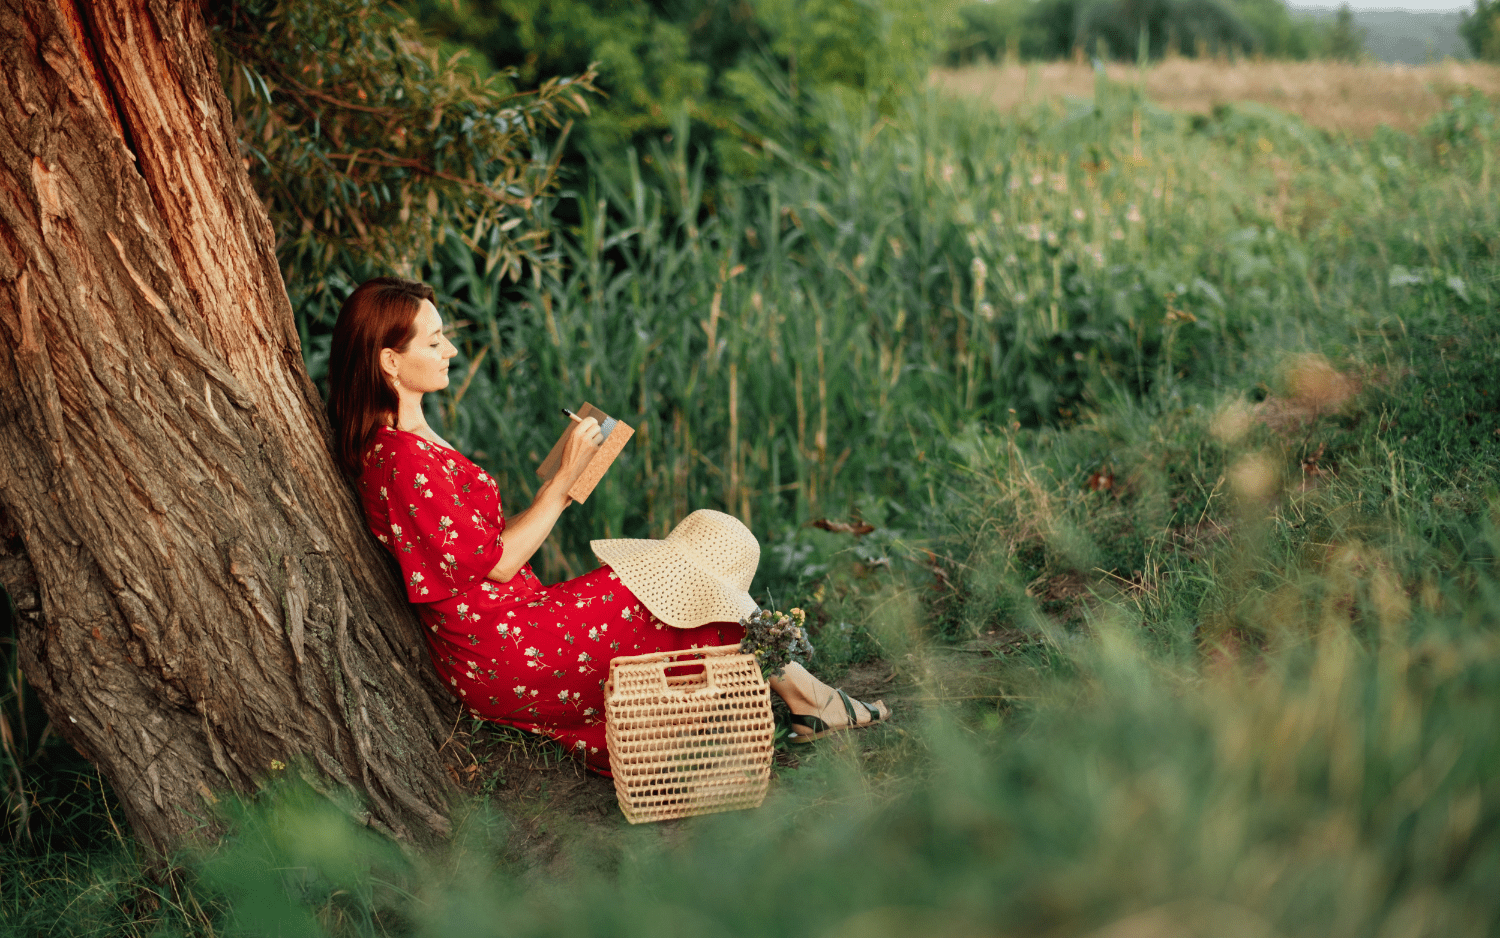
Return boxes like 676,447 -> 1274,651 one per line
368,436 -> 505,602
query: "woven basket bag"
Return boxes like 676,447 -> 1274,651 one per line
604,644 -> 774,823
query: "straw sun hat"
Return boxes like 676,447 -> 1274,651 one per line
590,509 -> 761,629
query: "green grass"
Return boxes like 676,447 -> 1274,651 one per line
292,78 -> 1476,595
4,79 -> 1500,937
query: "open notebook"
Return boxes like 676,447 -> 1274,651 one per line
535,402 -> 634,504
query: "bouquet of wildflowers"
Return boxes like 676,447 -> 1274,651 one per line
738,607 -> 814,679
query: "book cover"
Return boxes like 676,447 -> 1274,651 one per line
535,402 -> 634,504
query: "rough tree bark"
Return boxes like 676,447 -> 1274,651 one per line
0,0 -> 462,852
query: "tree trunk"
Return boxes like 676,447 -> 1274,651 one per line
0,0 -> 460,852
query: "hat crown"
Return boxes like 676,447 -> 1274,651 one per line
665,510 -> 759,591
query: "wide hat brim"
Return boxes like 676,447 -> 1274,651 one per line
590,537 -> 759,629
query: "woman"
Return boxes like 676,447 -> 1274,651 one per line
328,276 -> 887,775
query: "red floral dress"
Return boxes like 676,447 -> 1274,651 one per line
358,426 -> 742,774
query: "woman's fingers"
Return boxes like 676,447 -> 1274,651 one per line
558,417 -> 604,484
573,417 -> 603,448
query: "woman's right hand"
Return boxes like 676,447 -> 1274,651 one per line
557,415 -> 604,488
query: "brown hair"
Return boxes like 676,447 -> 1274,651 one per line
327,277 -> 435,478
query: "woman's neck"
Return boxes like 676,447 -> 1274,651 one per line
390,393 -> 452,450
390,384 -> 432,432
393,391 -> 428,435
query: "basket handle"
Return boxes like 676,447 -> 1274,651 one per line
606,644 -> 746,698
674,656 -> 744,698
610,643 -> 743,668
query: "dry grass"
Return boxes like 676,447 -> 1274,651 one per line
932,59 -> 1500,135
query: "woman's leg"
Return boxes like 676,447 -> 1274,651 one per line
766,662 -> 888,736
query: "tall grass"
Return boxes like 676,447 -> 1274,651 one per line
346,76 -> 1442,595
409,78 -> 1492,603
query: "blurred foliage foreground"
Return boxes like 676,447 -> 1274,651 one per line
3,30 -> 1500,938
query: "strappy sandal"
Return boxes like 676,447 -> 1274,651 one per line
788,689 -> 889,744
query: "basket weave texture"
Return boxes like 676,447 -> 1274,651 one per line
604,644 -> 774,823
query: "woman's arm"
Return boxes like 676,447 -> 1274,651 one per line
486,416 -> 602,582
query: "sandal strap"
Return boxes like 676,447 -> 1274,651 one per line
836,689 -> 861,727
790,713 -> 830,736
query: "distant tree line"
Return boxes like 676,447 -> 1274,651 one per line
941,0 -> 1358,64
394,0 -> 1498,195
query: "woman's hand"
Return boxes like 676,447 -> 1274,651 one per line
557,415 -> 604,487
486,416 -> 602,583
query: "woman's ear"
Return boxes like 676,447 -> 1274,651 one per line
379,348 -> 400,383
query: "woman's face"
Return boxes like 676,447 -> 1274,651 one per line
382,299 -> 457,394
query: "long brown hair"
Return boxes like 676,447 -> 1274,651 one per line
327,277 -> 435,478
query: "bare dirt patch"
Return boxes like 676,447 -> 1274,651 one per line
932,60 -> 1500,135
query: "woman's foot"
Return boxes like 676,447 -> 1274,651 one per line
766,663 -> 890,742
786,690 -> 889,743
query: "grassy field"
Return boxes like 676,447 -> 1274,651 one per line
933,59 -> 1500,134
4,69 -> 1500,936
